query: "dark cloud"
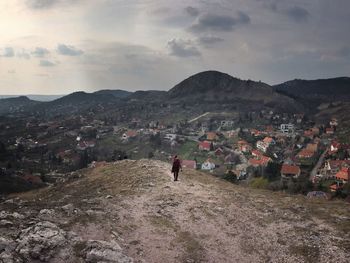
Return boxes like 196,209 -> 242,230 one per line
167,39 -> 201,58
189,11 -> 250,33
1,47 -> 15,57
285,6 -> 310,22
57,44 -> 83,56
39,60 -> 55,67
185,6 -> 199,17
26,0 -> 57,9
197,36 -> 224,46
32,47 -> 50,57
260,1 -> 310,23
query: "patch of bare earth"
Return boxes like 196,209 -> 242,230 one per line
1,159 -> 350,262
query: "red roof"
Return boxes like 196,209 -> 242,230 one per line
336,167 -> 350,181
126,130 -> 137,137
198,141 -> 212,150
263,137 -> 273,144
297,149 -> 314,158
249,156 -> 271,167
281,164 -> 301,175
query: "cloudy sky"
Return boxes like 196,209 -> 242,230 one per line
0,0 -> 349,95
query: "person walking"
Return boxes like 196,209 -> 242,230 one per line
171,155 -> 182,181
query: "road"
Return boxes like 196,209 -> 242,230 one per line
188,112 -> 211,123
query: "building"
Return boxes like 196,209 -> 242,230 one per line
220,120 -> 235,128
335,167 -> 350,184
201,159 -> 216,170
297,149 -> 315,159
198,141 -> 212,151
280,123 -> 295,134
214,147 -> 224,156
329,141 -> 341,154
237,140 -> 252,153
122,130 -> 138,140
248,156 -> 271,167
281,164 -> 301,179
325,127 -> 334,135
306,143 -> 318,153
206,132 -> 219,141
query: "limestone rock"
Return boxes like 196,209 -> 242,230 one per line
15,221 -> 67,262
84,240 -> 133,263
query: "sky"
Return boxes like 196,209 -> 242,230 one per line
0,0 -> 349,95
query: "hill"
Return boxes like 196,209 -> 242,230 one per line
94,89 -> 132,99
0,96 -> 39,115
1,160 -> 349,262
274,77 -> 350,101
167,71 -> 303,112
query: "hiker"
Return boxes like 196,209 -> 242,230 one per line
171,155 -> 182,181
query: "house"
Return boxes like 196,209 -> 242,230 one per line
122,130 -> 138,140
224,154 -> 237,165
280,123 -> 294,134
250,129 -> 262,137
335,167 -> 350,183
329,141 -> 341,154
214,147 -> 224,156
330,183 -> 342,192
198,141 -> 212,151
324,160 -> 350,177
304,127 -> 320,138
224,130 -> 238,138
220,120 -> 234,128
182,160 -> 197,169
330,118 -> 338,127
237,140 -> 252,153
206,132 -> 218,141
248,156 -> 271,167
164,134 -> 177,141
325,127 -> 334,135
201,159 -> 216,170
297,149 -> 315,159
263,137 -> 275,145
281,164 -> 301,179
76,140 -> 96,151
306,143 -> 318,153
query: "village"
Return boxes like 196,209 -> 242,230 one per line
0,108 -> 349,200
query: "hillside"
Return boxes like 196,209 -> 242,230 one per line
168,71 -> 303,112
1,160 -> 349,262
274,77 -> 350,101
0,96 -> 39,115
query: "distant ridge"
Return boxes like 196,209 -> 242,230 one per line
274,77 -> 350,101
94,89 -> 132,99
0,95 -> 64,101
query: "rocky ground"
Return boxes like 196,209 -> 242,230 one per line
0,159 -> 349,263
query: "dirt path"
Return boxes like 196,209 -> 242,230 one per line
99,161 -> 349,263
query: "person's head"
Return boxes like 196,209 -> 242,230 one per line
174,155 -> 178,159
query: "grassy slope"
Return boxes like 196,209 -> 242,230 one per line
3,160 -> 350,262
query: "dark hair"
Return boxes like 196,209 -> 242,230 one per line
174,155 -> 178,158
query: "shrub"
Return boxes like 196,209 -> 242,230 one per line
250,177 -> 269,189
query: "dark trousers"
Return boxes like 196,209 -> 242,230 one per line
173,170 -> 179,181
